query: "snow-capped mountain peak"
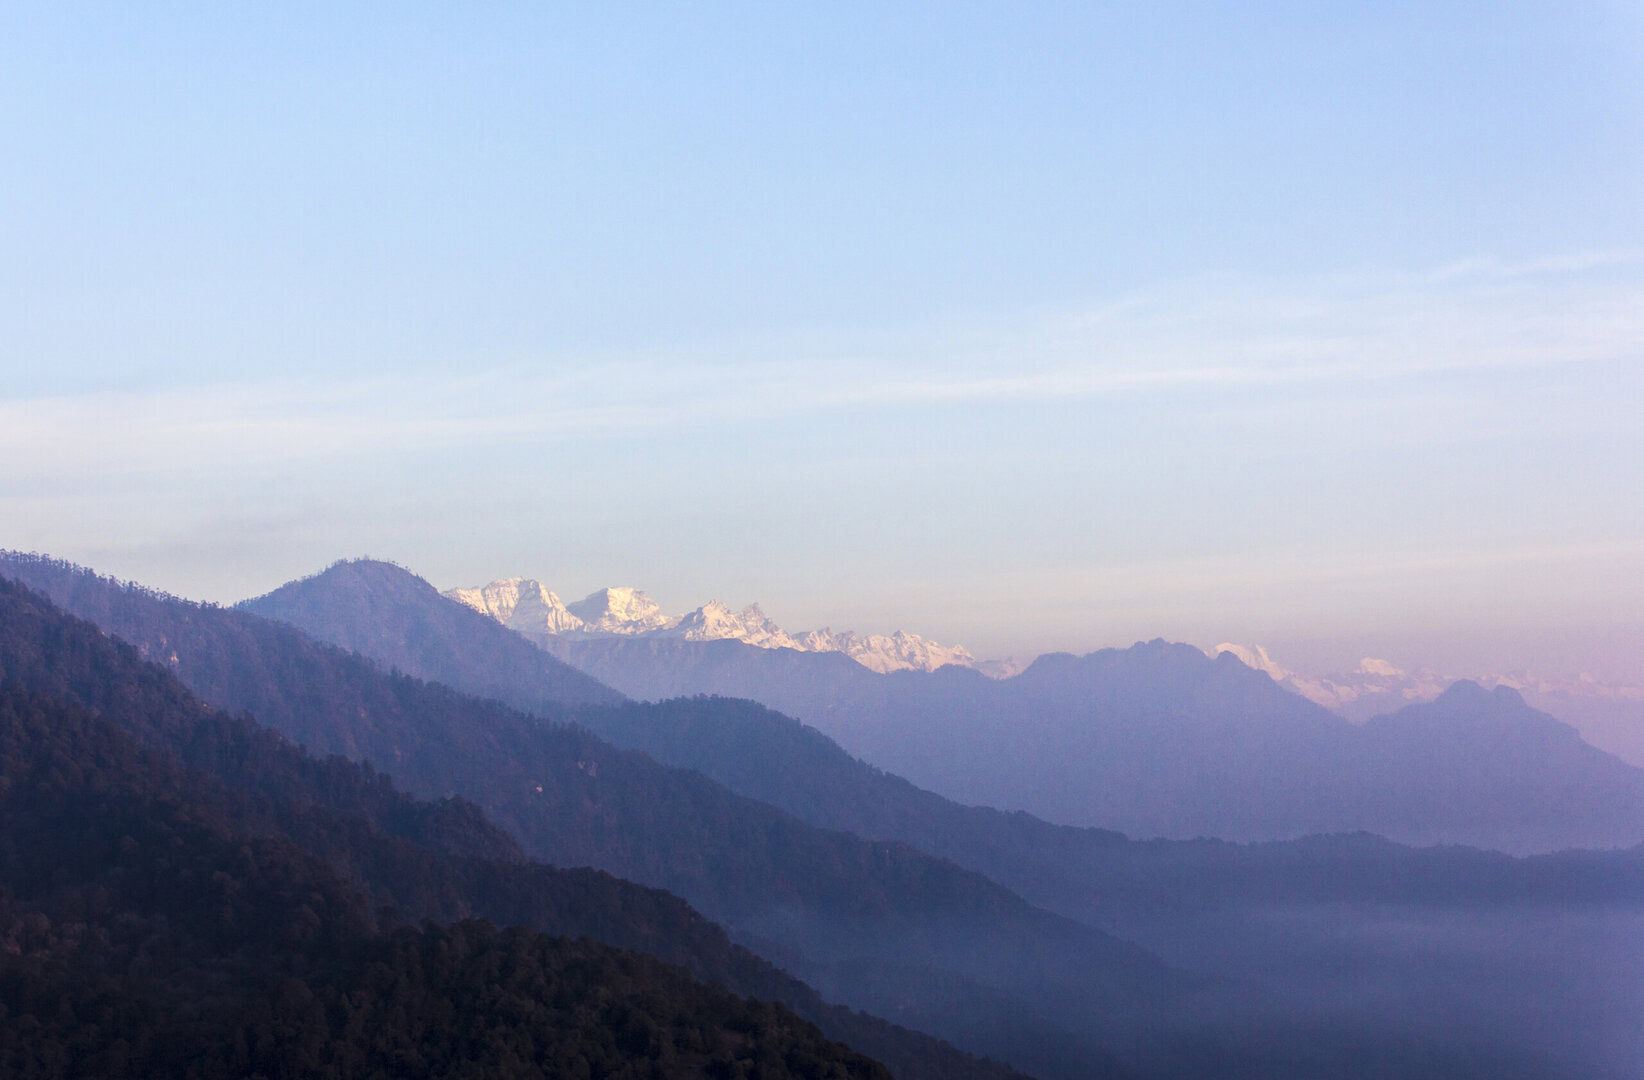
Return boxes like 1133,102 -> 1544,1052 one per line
1211,642 -> 1289,681
566,587 -> 678,634
793,627 -> 976,675
445,576 -> 984,674
671,600 -> 800,650
1213,642 -> 1450,716
446,577 -> 584,634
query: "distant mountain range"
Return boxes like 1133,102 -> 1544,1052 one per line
1211,642 -> 1448,718
543,633 -> 1644,853
1213,641 -> 1644,765
445,578 -> 1642,763
260,560 -> 1644,853
8,550 -> 1643,1078
257,558 -> 1644,1078
446,577 -> 987,674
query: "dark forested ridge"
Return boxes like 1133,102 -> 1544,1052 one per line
0,574 -> 1052,1079
0,572 -> 1031,1080
580,696 -> 1644,918
0,559 -> 1081,1078
0,556 -> 1160,971
0,685 -> 893,1079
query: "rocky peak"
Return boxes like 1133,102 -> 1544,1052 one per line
565,587 -> 678,634
446,578 -> 584,634
671,601 -> 799,650
446,575 -> 988,674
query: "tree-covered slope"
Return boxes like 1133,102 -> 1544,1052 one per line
1,556 -> 1152,1079
0,573 -> 1031,1080
0,686 -> 893,1080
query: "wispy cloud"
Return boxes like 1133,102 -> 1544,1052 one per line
3,253 -> 1641,485
1422,248 -> 1644,283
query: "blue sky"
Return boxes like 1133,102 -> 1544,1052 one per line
3,3 -> 1641,672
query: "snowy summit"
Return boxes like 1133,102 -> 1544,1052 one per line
446,577 -> 984,674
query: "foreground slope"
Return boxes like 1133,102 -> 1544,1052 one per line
0,573 -> 1027,1080
3,555 -> 1161,1080
0,684 -> 893,1080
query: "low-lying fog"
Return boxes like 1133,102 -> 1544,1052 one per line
1115,902 -> 1644,1080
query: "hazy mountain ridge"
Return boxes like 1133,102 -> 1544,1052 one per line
235,563 -> 1644,907
548,633 -> 1644,852
446,575 -> 979,674
234,555 -> 1644,1078
1212,641 -> 1644,765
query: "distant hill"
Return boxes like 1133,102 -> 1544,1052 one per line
242,557 -> 625,709
1518,690 -> 1644,768
1211,642 -> 1644,767
543,633 -> 1644,852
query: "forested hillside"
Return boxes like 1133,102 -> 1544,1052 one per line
0,561 -> 1105,1078
0,573 -> 1030,1080
0,686 -> 892,1079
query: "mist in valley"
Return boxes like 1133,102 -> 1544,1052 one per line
5,5 -> 1643,1078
